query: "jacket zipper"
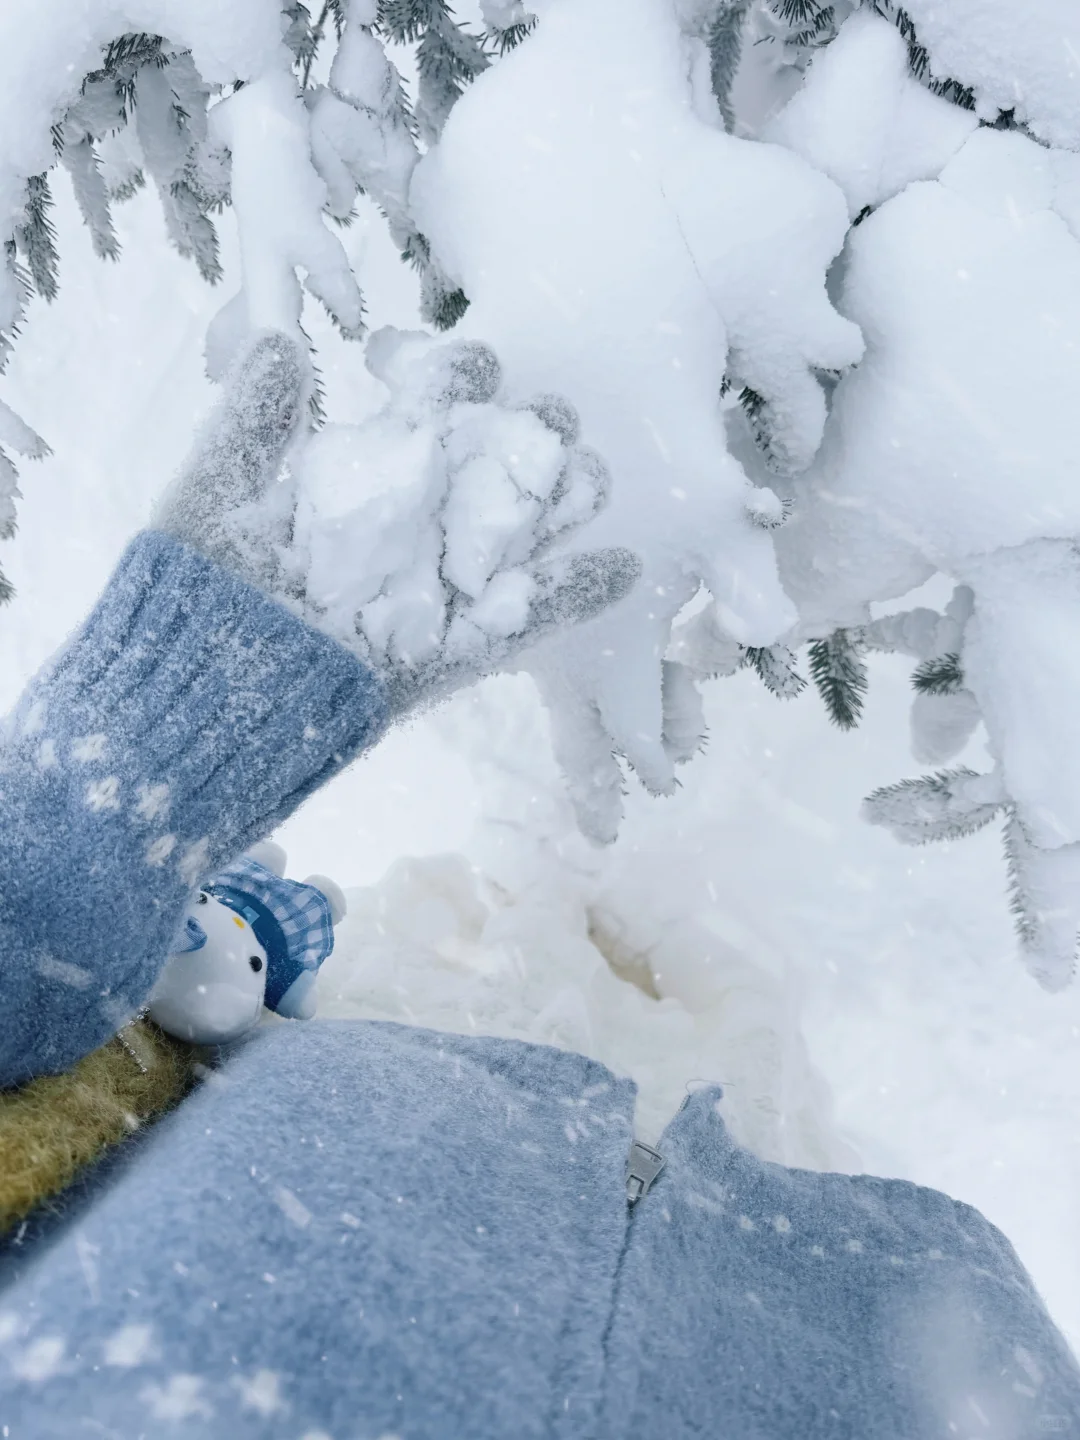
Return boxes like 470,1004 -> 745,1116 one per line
583,1142 -> 667,1436
624,1140 -> 665,1207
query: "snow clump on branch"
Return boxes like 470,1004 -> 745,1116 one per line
411,0 -> 863,841
764,10 -> 1080,989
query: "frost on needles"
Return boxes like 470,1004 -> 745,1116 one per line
3,0 -> 1080,988
0,0 -> 495,590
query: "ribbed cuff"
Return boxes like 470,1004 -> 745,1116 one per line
0,531 -> 387,1081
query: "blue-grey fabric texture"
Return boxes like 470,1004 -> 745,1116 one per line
0,1021 -> 636,1438
0,527 -> 1078,1439
0,530 -> 387,1084
0,1020 -> 1077,1439
600,1089 -> 1080,1439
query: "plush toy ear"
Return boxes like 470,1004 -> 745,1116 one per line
247,840 -> 288,876
275,969 -> 319,1021
304,874 -> 347,926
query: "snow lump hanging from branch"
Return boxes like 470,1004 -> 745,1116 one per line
411,0 -> 863,841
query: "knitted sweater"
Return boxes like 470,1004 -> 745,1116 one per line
0,530 -> 386,1084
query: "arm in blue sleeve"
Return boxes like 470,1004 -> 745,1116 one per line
0,530 -> 387,1084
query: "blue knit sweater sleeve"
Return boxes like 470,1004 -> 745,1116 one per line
0,530 -> 388,1084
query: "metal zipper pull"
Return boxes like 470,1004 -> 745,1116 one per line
625,1140 -> 665,1206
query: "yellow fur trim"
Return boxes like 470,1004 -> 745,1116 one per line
0,1021 -> 197,1233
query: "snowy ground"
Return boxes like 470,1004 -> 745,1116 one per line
2,174 -> 1079,1350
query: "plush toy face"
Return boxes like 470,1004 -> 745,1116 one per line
148,892 -> 268,1045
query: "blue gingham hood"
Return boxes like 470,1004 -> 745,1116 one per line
205,855 -> 336,1013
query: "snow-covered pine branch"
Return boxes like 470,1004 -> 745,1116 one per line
766,1 -> 1080,985
0,0 -> 495,597
862,767 -> 1008,848
413,0 -> 864,841
479,2 -> 537,57
4,0 -> 1080,992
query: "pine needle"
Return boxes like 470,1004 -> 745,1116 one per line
808,630 -> 867,729
862,766 -> 1007,846
911,652 -> 964,696
743,644 -> 806,699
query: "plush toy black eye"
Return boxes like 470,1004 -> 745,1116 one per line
249,956 -> 263,973
197,892 -> 208,905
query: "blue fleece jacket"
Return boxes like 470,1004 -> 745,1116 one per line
0,1021 -> 1076,1439
0,530 -> 386,1083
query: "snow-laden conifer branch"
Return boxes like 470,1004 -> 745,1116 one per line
1004,814 -> 1080,993
412,0 -> 863,840
743,645 -> 806,699
871,3 -> 976,111
862,767 -> 1007,846
481,3 -> 537,58
15,176 -> 59,303
807,630 -> 867,729
676,1 -> 753,132
0,0 -> 506,598
0,3 -> 342,598
379,0 -> 489,142
307,0 -> 470,330
765,0 -> 1080,986
911,652 -> 964,696
3,0 -> 1080,1006
767,0 -> 844,51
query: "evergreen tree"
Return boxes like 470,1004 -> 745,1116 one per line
378,0 -> 489,143
911,652 -> 964,696
305,0 -> 471,329
762,0 -> 847,55
14,175 -> 59,303
0,28 -> 231,598
872,2 -> 976,110
706,2 -> 751,130
0,0 -> 500,360
0,0 -> 514,599
1,0 -> 1078,993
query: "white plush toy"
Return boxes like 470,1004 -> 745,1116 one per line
148,842 -> 347,1045
148,891 -> 268,1045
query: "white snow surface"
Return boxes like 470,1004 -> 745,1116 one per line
210,72 -> 364,341
778,127 -> 1080,627
774,124 -> 1080,948
1,170 -> 1079,1352
765,12 -> 978,217
901,0 -> 1080,149
412,0 -> 862,837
